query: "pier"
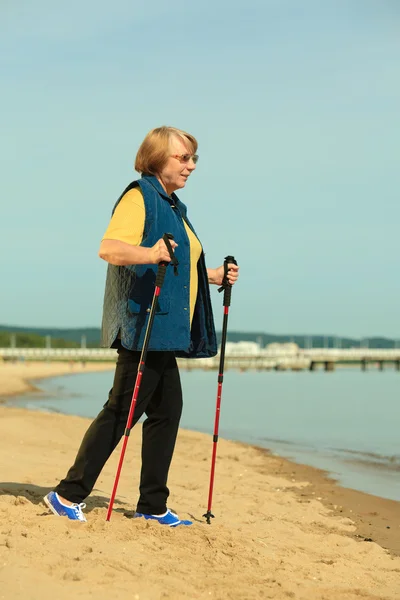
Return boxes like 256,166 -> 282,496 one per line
0,345 -> 399,372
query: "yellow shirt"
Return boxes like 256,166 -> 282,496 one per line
102,188 -> 202,324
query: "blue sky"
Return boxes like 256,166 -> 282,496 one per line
1,1 -> 399,338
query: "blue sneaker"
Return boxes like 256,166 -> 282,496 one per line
134,509 -> 192,527
43,491 -> 87,522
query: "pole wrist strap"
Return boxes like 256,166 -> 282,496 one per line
162,233 -> 179,276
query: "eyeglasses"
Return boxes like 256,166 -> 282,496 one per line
171,153 -> 199,165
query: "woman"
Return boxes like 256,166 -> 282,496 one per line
44,126 -> 239,526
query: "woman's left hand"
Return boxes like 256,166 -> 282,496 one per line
209,263 -> 240,286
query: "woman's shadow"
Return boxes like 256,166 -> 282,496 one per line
0,482 -> 125,513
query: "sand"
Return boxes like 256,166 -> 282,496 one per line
0,363 -> 399,599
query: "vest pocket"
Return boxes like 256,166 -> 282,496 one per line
127,296 -> 170,315
127,266 -> 170,315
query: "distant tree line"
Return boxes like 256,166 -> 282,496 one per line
0,326 -> 397,349
0,332 -> 81,349
221,332 -> 398,349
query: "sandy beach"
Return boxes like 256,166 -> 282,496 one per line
0,363 -> 399,599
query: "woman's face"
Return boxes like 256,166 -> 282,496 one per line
157,136 -> 197,195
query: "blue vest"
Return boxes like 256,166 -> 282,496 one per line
101,175 -> 217,358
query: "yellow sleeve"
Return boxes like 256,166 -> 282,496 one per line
102,188 -> 145,246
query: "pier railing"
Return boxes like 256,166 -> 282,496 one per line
0,347 -> 399,371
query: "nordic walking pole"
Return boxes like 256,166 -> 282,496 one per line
203,255 -> 237,524
106,233 -> 178,522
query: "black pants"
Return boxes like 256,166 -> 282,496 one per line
54,344 -> 183,515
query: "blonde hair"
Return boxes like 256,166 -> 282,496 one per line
135,126 -> 198,175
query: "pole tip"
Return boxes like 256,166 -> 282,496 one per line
203,511 -> 215,524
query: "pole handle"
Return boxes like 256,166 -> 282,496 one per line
218,255 -> 237,307
155,233 -> 178,287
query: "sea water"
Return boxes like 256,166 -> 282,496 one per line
8,367 -> 400,501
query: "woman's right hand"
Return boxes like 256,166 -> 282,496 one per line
149,238 -> 178,264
